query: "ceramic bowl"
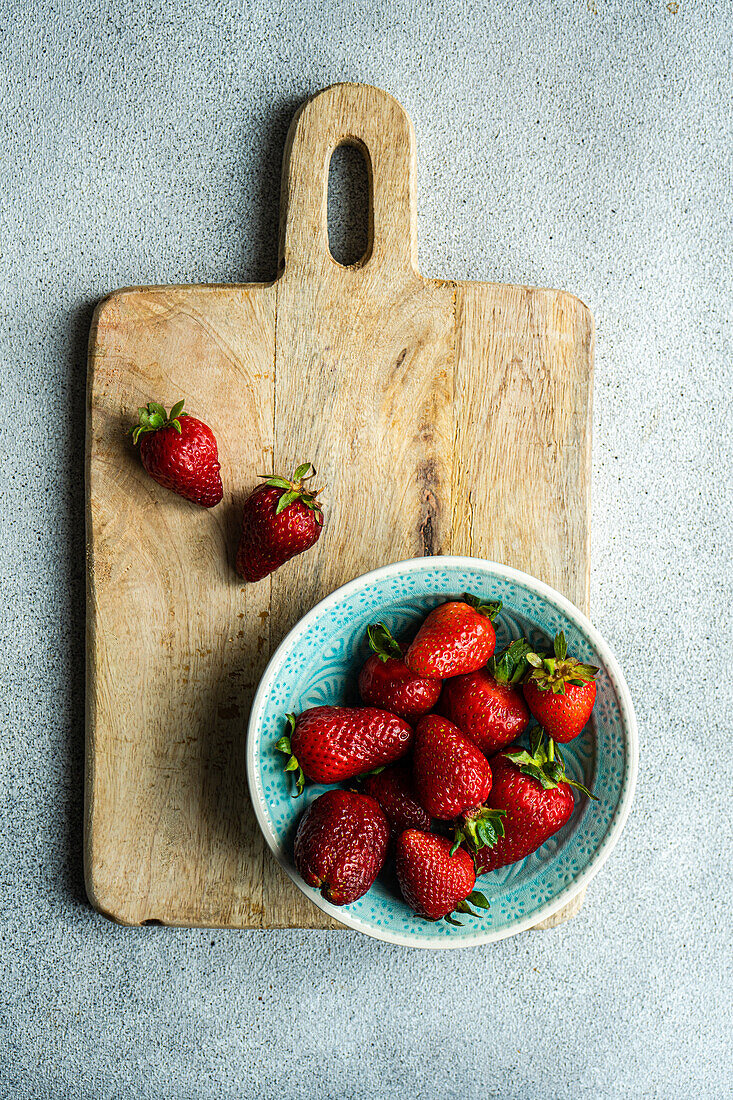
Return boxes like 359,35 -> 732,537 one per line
247,557 -> 637,948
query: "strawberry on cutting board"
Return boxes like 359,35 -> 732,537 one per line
130,400 -> 223,507
412,714 -> 492,820
395,830 -> 488,923
470,729 -> 595,874
404,595 -> 501,678
439,638 -> 531,756
294,789 -> 389,905
276,706 -> 413,794
236,463 -> 324,582
523,631 -> 599,743
361,763 -> 432,838
358,623 -> 441,719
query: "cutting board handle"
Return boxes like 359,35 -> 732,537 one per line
278,83 -> 418,278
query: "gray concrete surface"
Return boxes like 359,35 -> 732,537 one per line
1,1 -> 731,1097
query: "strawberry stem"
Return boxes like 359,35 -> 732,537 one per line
366,622 -> 403,662
451,807 -> 507,855
423,889 -> 490,925
463,593 -> 502,621
259,463 -> 325,523
487,638 -> 533,684
504,729 -> 597,799
524,632 -> 600,694
453,891 -> 489,919
130,399 -> 188,444
275,714 -> 305,796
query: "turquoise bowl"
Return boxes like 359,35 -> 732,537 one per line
247,557 -> 637,947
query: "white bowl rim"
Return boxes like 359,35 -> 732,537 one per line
246,555 -> 638,948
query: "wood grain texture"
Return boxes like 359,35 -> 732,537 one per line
86,83 -> 593,932
86,286 -> 276,926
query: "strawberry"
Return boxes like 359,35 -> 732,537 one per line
130,400 -> 223,507
361,763 -> 432,838
522,632 -> 599,743
412,714 -> 492,820
395,830 -> 488,923
404,594 -> 501,678
470,730 -> 595,873
235,463 -> 324,582
439,638 -> 532,756
358,623 -> 441,719
276,706 -> 413,794
294,790 -> 389,905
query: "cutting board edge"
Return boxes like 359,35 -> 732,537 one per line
84,310 -> 108,922
87,278 -> 593,322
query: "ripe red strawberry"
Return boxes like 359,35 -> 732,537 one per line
294,789 -> 389,905
395,830 -> 488,923
404,595 -> 501,678
361,763 -> 432,838
276,706 -> 413,794
358,623 -> 441,719
235,463 -> 324,582
130,400 -> 223,507
522,632 -> 599,743
471,730 -> 595,873
439,638 -> 531,756
412,714 -> 492,820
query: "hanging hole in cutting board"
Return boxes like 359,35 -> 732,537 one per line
327,141 -> 372,267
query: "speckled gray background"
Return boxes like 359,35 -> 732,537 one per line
1,1 -> 731,1097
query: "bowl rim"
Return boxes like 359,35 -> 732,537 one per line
246,555 -> 638,948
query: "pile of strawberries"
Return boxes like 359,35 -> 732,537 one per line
279,598 -> 599,925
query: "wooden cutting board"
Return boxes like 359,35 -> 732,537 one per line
85,83 -> 593,931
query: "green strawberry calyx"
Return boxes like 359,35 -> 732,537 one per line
504,728 -> 597,800
525,631 -> 599,695
463,593 -> 502,621
259,462 -> 324,523
275,713 -> 305,797
487,638 -> 533,685
356,765 -> 386,779
130,399 -> 188,444
366,622 -> 403,663
443,890 -> 490,926
450,807 -> 507,856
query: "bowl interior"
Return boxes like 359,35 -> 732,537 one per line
248,559 -> 635,947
